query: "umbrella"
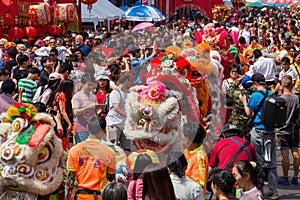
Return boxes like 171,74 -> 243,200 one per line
132,22 -> 154,32
244,0 -> 263,7
125,5 -> 165,21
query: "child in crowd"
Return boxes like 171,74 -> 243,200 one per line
18,67 -> 40,103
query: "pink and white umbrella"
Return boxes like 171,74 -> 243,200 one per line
132,22 -> 154,32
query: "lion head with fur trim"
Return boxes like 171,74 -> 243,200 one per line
0,103 -> 64,199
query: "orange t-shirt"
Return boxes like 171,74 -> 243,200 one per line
67,138 -> 116,200
184,145 -> 209,194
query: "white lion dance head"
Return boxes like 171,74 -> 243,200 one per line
0,103 -> 64,200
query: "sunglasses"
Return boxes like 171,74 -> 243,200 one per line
231,71 -> 238,73
50,54 -> 56,57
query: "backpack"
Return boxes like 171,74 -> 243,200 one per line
256,90 -> 287,129
104,88 -> 122,114
33,85 -> 47,103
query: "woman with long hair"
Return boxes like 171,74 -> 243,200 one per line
47,79 -> 74,148
142,164 -> 177,200
209,168 -> 238,200
33,72 -> 61,105
127,153 -> 153,200
232,160 -> 265,200
167,152 -> 203,200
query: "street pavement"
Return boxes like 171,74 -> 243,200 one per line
275,149 -> 300,200
205,149 -> 300,200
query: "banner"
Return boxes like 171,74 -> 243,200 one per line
262,0 -> 298,4
169,0 -> 223,18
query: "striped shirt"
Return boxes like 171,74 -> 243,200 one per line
18,79 -> 37,103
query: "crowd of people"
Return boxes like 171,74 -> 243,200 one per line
0,5 -> 299,200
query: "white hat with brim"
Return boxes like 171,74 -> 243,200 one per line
35,47 -> 49,57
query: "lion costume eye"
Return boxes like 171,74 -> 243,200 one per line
12,118 -> 27,133
37,142 -> 54,164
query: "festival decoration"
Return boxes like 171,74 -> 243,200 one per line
3,14 -> 14,26
56,3 -> 78,23
231,0 -> 246,8
24,26 -> 37,41
47,25 -> 62,35
81,0 -> 97,4
289,3 -> 299,12
8,27 -> 24,39
28,3 -> 51,26
0,103 -> 64,199
212,5 -> 231,22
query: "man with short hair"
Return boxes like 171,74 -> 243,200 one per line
277,75 -> 300,185
13,54 -> 30,83
74,34 -> 91,58
182,122 -> 208,192
18,67 -> 40,103
240,73 -> 279,199
66,115 -> 116,200
251,49 -> 277,88
106,73 -> 132,152
209,123 -> 257,171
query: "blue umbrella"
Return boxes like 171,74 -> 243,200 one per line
125,5 -> 165,21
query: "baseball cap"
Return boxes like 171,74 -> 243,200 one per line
49,72 -> 61,80
241,75 -> 253,88
221,124 -> 242,134
96,71 -> 110,81
251,73 -> 265,84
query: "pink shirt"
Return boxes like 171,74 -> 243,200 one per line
71,91 -> 97,132
127,179 -> 143,200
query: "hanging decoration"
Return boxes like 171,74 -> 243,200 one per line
81,0 -> 97,13
212,5 -> 231,22
47,25 -> 62,35
231,0 -> 245,8
24,26 -> 38,41
8,27 -> 24,39
56,3 -> 77,23
28,3 -> 51,26
81,0 -> 97,4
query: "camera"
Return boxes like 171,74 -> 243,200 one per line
48,109 -> 58,116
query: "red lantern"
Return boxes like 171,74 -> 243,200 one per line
56,3 -> 77,23
3,34 -> 11,42
8,27 -> 24,39
48,25 -> 62,35
121,19 -> 127,25
115,20 -> 120,26
29,4 -> 51,26
110,20 -> 115,26
4,14 -> 14,26
24,26 -> 38,40
81,0 -> 97,4
56,0 -> 74,2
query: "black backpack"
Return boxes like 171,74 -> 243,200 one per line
256,90 -> 287,129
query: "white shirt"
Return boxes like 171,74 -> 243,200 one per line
252,57 -> 277,82
279,68 -> 297,81
239,29 -> 251,45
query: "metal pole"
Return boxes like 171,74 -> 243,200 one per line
166,0 -> 169,21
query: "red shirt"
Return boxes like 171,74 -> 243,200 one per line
209,136 -> 257,171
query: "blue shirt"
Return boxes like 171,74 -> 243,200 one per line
77,45 -> 91,57
130,55 -> 153,85
247,89 -> 272,130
